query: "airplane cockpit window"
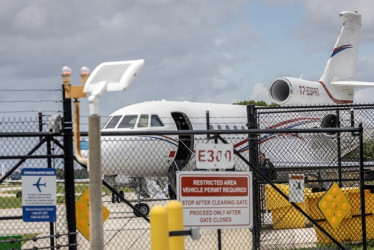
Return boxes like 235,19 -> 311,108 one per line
137,114 -> 149,128
105,115 -> 122,129
102,116 -> 112,129
151,115 -> 164,127
118,115 -> 138,129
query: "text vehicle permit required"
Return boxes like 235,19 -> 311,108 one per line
177,171 -> 252,229
195,144 -> 234,169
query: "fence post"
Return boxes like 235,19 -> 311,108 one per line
62,83 -> 77,250
336,109 -> 342,187
38,111 -> 43,142
40,111 -> 56,249
246,104 -> 259,250
206,111 -> 222,250
358,123 -> 367,249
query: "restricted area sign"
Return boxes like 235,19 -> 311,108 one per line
177,171 -> 252,229
22,168 -> 56,222
195,143 -> 234,169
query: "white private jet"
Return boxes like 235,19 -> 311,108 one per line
74,11 -> 374,216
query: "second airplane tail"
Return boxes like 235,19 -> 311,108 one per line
320,11 -> 361,84
269,11 -> 374,105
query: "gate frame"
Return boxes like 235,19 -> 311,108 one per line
97,123 -> 363,249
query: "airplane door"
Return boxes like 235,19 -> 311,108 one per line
171,112 -> 194,170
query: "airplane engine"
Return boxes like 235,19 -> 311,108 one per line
269,77 -> 327,105
320,113 -> 338,135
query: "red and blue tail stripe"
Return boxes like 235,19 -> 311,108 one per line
331,44 -> 353,57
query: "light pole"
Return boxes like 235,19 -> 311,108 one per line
83,60 -> 144,249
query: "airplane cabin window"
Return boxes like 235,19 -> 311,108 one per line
209,125 -> 213,130
105,115 -> 122,129
233,125 -> 238,130
225,125 -> 230,130
217,125 -> 222,130
118,115 -> 138,129
137,114 -> 149,128
151,115 -> 164,127
241,126 -> 246,130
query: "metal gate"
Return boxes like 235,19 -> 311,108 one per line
0,114 -> 77,249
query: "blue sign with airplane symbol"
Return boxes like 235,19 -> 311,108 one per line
22,168 -> 56,222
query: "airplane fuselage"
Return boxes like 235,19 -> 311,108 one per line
99,101 -> 350,178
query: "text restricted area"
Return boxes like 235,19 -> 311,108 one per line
177,171 -> 252,229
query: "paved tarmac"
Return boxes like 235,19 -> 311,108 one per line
0,193 -> 322,249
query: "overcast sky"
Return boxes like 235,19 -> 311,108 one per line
1,0 -> 374,120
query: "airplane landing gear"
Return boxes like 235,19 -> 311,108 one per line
133,181 -> 150,217
133,203 -> 150,217
111,190 -> 124,203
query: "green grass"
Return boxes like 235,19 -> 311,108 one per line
0,183 -> 134,209
0,197 -> 21,209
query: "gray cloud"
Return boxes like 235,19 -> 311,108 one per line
1,0 -> 373,118
298,1 -> 374,48
0,0 -> 255,117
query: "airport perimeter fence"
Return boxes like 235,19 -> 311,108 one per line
1,103 -> 374,250
0,114 -> 77,249
93,104 -> 373,250
255,104 -> 374,249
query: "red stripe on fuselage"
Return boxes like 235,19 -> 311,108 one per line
267,117 -> 320,129
234,139 -> 248,148
318,81 -> 353,104
160,135 -> 179,143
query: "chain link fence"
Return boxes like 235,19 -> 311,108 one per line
256,104 -> 374,249
0,115 -> 74,249
1,104 -> 374,249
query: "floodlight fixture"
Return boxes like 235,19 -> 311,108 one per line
83,59 -> 144,115
83,59 -> 144,93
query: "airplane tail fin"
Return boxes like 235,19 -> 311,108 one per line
320,11 -> 362,84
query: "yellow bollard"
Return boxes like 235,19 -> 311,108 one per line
167,200 -> 184,250
150,205 -> 169,250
